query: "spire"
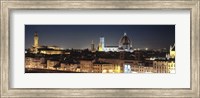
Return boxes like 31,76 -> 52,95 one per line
91,40 -> 94,44
124,32 -> 127,36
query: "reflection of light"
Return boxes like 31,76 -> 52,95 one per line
108,69 -> 113,73
114,65 -> 120,73
41,51 -> 46,54
150,57 -> 156,60
102,70 -> 107,73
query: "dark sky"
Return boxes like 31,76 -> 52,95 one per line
25,25 -> 175,50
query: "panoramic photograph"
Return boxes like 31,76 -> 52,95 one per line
25,25 -> 175,73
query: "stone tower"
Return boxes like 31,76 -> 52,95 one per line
33,32 -> 39,48
32,32 -> 39,53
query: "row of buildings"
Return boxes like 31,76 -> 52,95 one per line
25,57 -> 175,73
25,45 -> 175,73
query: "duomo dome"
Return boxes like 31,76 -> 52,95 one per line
119,33 -> 131,45
119,33 -> 132,50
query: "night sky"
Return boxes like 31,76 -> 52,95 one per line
25,25 -> 175,50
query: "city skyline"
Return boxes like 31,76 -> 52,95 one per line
25,25 -> 175,50
25,25 -> 176,73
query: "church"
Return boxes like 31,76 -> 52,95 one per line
98,33 -> 133,52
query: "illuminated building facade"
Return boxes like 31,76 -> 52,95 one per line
39,47 -> 64,55
80,60 -> 93,72
102,64 -> 121,73
153,60 -> 169,73
98,37 -> 105,51
137,66 -> 153,73
124,64 -> 131,73
60,62 -> 79,72
30,32 -> 64,54
98,33 -> 133,52
93,64 -> 102,73
153,43 -> 175,73
168,60 -> 175,73
93,61 -> 121,73
25,57 -> 46,69
153,59 -> 175,73
170,43 -> 175,58
47,59 -> 59,69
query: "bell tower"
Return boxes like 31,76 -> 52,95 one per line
32,32 -> 39,53
33,32 -> 39,48
98,37 -> 104,51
